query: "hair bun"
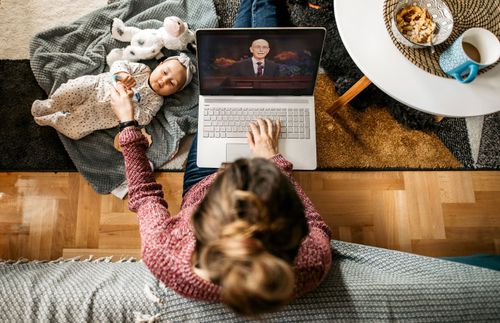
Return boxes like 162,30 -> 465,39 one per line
192,157 -> 308,315
220,219 -> 256,240
232,190 -> 268,223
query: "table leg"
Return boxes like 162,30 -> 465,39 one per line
327,75 -> 372,116
434,115 -> 445,122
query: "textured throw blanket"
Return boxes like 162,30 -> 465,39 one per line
29,0 -> 218,193
1,240 -> 499,322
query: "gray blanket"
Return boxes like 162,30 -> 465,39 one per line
29,0 -> 218,194
1,240 -> 499,322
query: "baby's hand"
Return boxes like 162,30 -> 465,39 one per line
114,72 -> 136,89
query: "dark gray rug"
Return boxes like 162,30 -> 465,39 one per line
0,59 -> 75,171
477,113 -> 500,168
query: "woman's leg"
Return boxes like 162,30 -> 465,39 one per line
233,0 -> 280,28
251,0 -> 279,27
182,134 -> 217,196
233,0 -> 253,27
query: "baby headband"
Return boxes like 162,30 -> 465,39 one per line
164,53 -> 196,90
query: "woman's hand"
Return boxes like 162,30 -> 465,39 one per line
111,83 -> 135,122
246,118 -> 281,159
115,72 -> 136,89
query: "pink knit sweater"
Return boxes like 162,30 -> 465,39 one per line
120,128 -> 332,301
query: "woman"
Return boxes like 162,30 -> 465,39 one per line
110,0 -> 332,316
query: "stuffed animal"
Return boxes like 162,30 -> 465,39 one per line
106,16 -> 196,67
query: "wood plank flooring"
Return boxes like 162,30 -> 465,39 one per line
1,171 -> 499,261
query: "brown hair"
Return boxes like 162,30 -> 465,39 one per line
192,158 -> 308,316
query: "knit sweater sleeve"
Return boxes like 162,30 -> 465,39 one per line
119,127 -> 179,273
271,154 -> 333,295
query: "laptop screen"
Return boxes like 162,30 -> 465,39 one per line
196,28 -> 326,96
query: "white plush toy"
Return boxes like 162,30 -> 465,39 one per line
106,16 -> 196,67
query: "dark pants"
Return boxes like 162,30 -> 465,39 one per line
233,0 -> 280,27
182,134 -> 217,195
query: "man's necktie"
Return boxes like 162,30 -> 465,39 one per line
256,62 -> 263,76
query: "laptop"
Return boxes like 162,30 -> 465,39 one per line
195,28 -> 326,169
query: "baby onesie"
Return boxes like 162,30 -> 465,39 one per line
31,61 -> 163,140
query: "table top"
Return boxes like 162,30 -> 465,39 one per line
334,0 -> 500,117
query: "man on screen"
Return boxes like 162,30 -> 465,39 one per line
231,38 -> 281,77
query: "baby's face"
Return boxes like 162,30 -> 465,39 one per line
149,59 -> 187,96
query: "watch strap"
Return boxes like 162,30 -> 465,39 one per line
118,120 -> 138,132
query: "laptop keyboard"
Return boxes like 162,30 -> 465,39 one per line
202,106 -> 311,139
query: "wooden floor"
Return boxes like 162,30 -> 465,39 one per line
1,171 -> 499,261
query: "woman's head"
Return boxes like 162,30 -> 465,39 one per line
192,158 -> 309,316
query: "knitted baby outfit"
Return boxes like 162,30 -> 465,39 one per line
31,60 -> 163,140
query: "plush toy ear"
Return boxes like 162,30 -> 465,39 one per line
163,16 -> 185,37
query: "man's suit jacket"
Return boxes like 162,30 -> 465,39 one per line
231,58 -> 281,77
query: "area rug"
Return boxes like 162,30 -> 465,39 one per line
286,0 -> 499,170
0,0 -> 498,174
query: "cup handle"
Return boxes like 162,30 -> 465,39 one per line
452,64 -> 479,84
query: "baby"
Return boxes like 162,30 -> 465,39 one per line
31,53 -> 195,140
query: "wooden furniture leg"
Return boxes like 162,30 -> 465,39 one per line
434,115 -> 445,122
327,75 -> 372,116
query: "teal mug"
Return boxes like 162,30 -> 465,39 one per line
439,28 -> 500,84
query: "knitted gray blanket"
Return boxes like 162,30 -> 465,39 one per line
29,0 -> 218,194
1,240 -> 499,322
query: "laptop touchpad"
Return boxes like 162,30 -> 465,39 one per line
226,144 -> 253,162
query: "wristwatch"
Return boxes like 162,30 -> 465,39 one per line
118,120 -> 138,132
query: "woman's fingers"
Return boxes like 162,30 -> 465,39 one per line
246,131 -> 255,148
117,74 -> 136,89
111,85 -> 118,97
250,118 -> 281,138
256,118 -> 268,137
110,82 -> 135,122
115,83 -> 133,97
125,78 -> 136,88
246,118 -> 281,159
112,83 -> 124,96
263,118 -> 273,136
274,119 -> 281,139
249,121 -> 260,139
123,80 -> 131,88
249,118 -> 281,140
